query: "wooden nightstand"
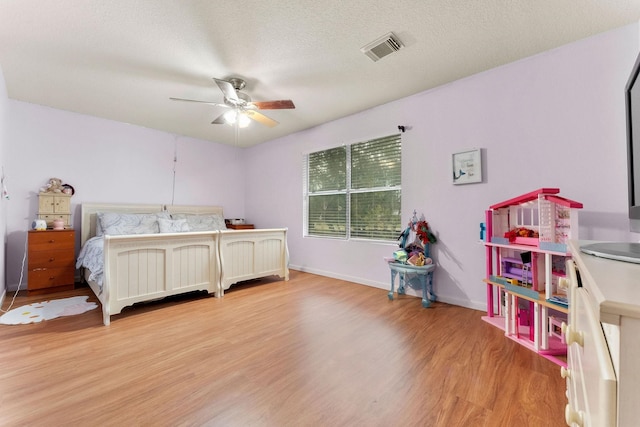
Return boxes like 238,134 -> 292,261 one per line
27,229 -> 76,295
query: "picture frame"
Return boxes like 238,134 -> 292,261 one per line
452,149 -> 482,185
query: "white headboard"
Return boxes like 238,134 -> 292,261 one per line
164,205 -> 224,217
80,203 -> 225,246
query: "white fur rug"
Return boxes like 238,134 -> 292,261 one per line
0,296 -> 97,325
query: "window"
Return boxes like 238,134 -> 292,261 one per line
304,134 -> 401,241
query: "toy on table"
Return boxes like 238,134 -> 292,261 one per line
395,210 -> 436,265
388,210 -> 438,307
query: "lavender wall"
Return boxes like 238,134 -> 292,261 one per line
244,23 -> 640,310
3,24 -> 640,309
3,102 -> 246,290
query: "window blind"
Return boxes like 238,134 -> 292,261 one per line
304,134 -> 401,241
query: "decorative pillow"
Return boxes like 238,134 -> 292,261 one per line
99,212 -> 170,235
158,218 -> 190,233
95,214 -> 105,237
171,213 -> 227,231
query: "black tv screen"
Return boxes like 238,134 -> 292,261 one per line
625,50 -> 640,233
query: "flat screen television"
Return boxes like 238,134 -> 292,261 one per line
580,50 -> 640,264
627,49 -> 640,233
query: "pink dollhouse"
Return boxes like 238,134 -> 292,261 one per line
482,188 -> 582,366
487,187 -> 582,252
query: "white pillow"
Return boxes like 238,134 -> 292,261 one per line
95,214 -> 104,237
158,218 -> 190,233
100,212 -> 170,235
171,213 -> 226,231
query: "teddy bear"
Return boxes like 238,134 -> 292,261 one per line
40,177 -> 64,194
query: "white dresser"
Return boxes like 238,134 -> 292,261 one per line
565,240 -> 640,426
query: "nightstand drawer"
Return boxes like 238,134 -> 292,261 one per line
28,268 -> 75,289
28,231 -> 75,250
28,229 -> 76,295
28,250 -> 75,269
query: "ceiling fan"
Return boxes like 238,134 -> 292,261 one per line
170,77 -> 295,128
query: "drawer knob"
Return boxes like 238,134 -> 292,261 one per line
565,404 -> 584,426
49,257 -> 55,262
560,366 -> 570,379
561,322 -> 584,347
49,239 -> 55,243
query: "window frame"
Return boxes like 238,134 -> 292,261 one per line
303,134 -> 402,242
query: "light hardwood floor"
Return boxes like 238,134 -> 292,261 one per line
0,271 -> 566,426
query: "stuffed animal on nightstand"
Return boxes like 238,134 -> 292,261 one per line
40,177 -> 64,194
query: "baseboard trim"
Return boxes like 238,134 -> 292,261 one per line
288,264 -> 486,312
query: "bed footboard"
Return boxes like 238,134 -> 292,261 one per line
218,228 -> 289,295
101,232 -> 220,325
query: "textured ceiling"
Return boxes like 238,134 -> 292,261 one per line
1,1 -> 640,147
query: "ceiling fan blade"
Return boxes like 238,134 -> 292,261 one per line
252,100 -> 295,110
244,110 -> 279,128
170,97 -> 229,108
213,78 -> 239,102
211,113 -> 227,124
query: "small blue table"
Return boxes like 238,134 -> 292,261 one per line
388,262 -> 436,308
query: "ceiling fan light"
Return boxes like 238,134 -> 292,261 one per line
223,109 -> 238,124
238,113 -> 251,128
223,109 -> 251,128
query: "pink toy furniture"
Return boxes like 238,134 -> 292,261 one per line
481,188 -> 582,366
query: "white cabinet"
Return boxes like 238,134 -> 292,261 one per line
38,193 -> 72,227
567,240 -> 640,426
564,282 -> 616,426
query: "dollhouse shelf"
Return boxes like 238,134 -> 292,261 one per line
482,188 -> 582,367
482,279 -> 568,314
484,241 -> 567,256
481,315 -> 568,366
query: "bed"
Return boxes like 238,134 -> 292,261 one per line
77,203 -> 289,325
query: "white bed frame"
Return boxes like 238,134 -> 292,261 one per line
80,203 -> 289,325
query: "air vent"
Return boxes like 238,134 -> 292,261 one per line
361,32 -> 403,62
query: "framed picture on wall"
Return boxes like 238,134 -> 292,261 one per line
452,149 -> 482,185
